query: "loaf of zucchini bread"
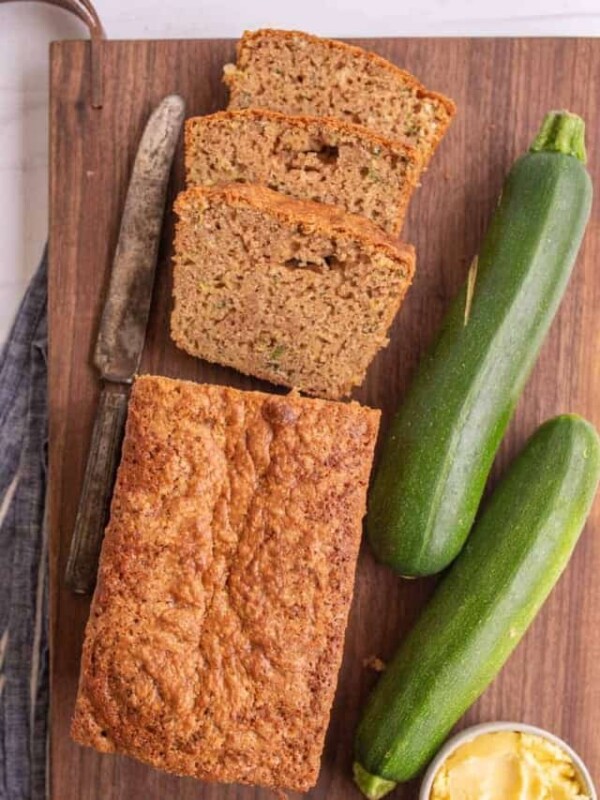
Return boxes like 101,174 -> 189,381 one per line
224,29 -> 456,163
170,183 -> 416,399
184,108 -> 422,234
71,375 -> 380,793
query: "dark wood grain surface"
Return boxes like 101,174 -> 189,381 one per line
49,37 -> 600,800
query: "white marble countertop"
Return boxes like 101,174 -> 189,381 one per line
1,0 -> 600,340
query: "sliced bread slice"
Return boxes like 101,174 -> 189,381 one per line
171,183 -> 416,399
184,109 -> 422,234
224,29 -> 456,163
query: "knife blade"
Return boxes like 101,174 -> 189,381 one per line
94,94 -> 185,381
65,94 -> 185,594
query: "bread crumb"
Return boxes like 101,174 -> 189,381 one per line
363,655 -> 387,672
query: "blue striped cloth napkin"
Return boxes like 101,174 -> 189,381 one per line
0,251 -> 49,800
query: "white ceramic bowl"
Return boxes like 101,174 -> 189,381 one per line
419,721 -> 597,800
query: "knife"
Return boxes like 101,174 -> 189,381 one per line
65,94 -> 185,594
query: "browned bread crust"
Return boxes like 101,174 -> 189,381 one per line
175,182 -> 412,258
224,28 -> 456,163
184,108 -> 423,234
171,183 -> 416,398
71,376 -> 380,793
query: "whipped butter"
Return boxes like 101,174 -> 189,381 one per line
430,731 -> 590,800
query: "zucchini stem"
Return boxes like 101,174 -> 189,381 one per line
530,110 -> 587,163
353,762 -> 397,799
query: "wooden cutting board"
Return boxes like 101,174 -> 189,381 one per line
48,37 -> 600,800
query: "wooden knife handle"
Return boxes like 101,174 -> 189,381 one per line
65,382 -> 129,594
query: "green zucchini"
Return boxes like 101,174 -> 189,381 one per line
354,414 -> 600,798
368,111 -> 593,576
